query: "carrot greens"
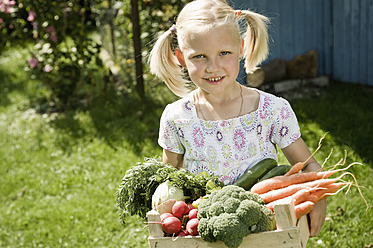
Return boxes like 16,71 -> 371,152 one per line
116,157 -> 223,225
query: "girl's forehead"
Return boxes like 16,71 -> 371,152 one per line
179,25 -> 240,51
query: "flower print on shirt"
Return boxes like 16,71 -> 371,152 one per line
240,114 -> 257,132
279,125 -> 290,138
201,121 -> 218,135
184,100 -> 193,112
207,145 -> 217,161
216,130 -> 224,142
233,128 -> 246,150
192,126 -> 205,148
222,144 -> 232,159
280,105 -> 292,120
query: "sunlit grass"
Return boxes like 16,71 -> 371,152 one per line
0,48 -> 372,248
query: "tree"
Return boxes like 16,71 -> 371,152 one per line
130,0 -> 144,98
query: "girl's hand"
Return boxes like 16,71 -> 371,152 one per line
308,198 -> 326,237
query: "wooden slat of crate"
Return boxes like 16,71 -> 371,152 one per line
147,203 -> 309,248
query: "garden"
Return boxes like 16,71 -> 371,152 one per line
1,1 -> 372,247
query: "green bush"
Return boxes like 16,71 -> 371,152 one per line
1,0 -> 191,110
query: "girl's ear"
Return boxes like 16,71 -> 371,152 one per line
239,39 -> 244,59
175,48 -> 187,69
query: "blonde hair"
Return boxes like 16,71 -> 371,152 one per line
149,0 -> 269,97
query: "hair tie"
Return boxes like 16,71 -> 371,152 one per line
170,24 -> 177,35
234,10 -> 242,19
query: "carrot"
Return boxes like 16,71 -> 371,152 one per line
251,162 -> 357,195
306,183 -> 346,204
259,175 -> 344,204
252,170 -> 338,194
285,133 -> 328,177
265,188 -> 311,212
294,201 -> 315,219
284,162 -> 304,176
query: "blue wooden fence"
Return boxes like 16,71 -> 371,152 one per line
233,0 -> 373,86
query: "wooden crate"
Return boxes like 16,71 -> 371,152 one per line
147,203 -> 309,248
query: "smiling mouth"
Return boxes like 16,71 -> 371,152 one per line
204,76 -> 224,82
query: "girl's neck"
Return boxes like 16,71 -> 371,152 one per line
197,82 -> 241,105
195,82 -> 243,121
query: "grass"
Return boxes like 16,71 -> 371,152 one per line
1,48 -> 372,248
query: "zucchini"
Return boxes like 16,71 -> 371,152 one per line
233,158 -> 277,190
259,164 -> 291,181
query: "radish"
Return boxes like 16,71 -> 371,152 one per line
178,230 -> 188,237
187,203 -> 195,211
162,216 -> 182,234
160,212 -> 174,222
172,201 -> 189,218
186,218 -> 199,236
188,208 -> 198,219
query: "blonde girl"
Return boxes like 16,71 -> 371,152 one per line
149,0 -> 325,237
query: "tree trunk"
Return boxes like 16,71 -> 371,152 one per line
108,0 -> 116,59
130,0 -> 145,98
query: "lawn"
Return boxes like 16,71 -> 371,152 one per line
1,48 -> 372,248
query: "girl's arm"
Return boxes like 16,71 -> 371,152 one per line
281,137 -> 327,237
163,149 -> 184,169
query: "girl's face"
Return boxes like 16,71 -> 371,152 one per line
176,25 -> 244,96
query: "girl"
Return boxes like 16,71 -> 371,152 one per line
149,0 -> 325,237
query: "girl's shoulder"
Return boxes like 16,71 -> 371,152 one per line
253,88 -> 292,111
162,93 -> 196,119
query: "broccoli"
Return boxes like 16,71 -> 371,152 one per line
197,185 -> 276,248
251,206 -> 276,233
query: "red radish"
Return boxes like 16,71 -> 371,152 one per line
160,213 -> 174,222
187,203 -> 195,211
186,218 -> 199,236
172,201 -> 189,218
188,208 -> 198,219
178,230 -> 188,237
162,216 -> 182,234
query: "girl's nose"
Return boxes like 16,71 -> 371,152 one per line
206,58 -> 220,72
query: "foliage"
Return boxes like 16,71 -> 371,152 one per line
1,0 -> 191,110
116,158 -> 168,225
2,0 -> 102,109
94,0 -> 192,99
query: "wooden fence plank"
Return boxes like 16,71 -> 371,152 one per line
233,0 -> 372,86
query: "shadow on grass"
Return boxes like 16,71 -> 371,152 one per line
290,81 -> 373,165
0,47 -> 165,157
46,87 -> 165,156
0,68 -> 24,107
86,89 -> 164,155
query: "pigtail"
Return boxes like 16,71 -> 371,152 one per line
240,10 -> 269,73
149,28 -> 189,97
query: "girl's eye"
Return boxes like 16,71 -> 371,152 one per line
220,51 -> 231,56
193,54 -> 205,59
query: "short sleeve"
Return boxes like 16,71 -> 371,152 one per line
271,98 -> 301,149
158,104 -> 185,154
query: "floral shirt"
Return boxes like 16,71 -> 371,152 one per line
158,89 -> 301,185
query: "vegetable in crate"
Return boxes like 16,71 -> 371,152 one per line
233,158 -> 277,190
197,185 -> 276,248
152,181 -> 185,210
116,157 -> 224,225
116,158 -> 166,225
